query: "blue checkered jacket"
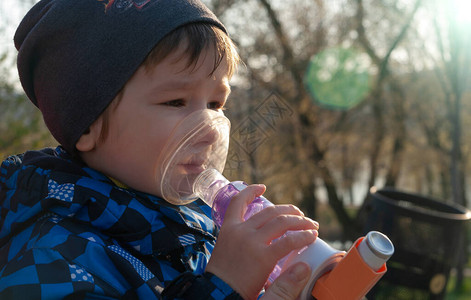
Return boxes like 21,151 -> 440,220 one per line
0,147 -> 241,299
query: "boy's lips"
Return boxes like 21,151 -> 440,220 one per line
178,160 -> 207,174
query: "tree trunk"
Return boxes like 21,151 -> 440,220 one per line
257,0 -> 357,238
385,80 -> 407,187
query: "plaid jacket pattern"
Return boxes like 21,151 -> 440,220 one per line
0,147 -> 241,299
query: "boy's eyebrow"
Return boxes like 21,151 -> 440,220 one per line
158,79 -> 193,91
158,79 -> 231,94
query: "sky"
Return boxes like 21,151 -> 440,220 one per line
0,0 -> 39,83
0,0 -> 37,47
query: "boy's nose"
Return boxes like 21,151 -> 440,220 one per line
176,108 -> 230,155
192,124 -> 221,149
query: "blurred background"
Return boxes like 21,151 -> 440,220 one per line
1,0 -> 470,298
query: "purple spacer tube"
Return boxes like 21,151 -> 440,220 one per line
193,168 -> 285,282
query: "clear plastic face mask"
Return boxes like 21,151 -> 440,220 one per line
157,109 -> 230,205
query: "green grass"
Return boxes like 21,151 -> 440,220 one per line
445,273 -> 471,300
368,270 -> 471,300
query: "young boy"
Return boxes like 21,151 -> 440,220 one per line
0,0 -> 318,299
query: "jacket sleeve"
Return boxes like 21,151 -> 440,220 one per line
104,243 -> 244,300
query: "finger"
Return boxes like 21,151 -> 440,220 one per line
268,230 -> 318,260
261,262 -> 311,300
257,215 -> 319,243
244,204 -> 306,229
223,184 -> 266,225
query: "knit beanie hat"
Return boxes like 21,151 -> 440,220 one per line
14,0 -> 226,153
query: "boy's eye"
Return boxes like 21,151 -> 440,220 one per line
163,99 -> 185,107
207,101 -> 226,111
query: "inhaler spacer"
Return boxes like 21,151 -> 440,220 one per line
156,109 -> 230,205
193,168 -> 395,300
193,168 -> 284,281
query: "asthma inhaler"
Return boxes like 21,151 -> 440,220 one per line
308,231 -> 394,300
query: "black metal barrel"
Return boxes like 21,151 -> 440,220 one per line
362,187 -> 471,300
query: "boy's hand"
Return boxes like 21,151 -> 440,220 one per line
262,262 -> 311,300
205,184 -> 318,300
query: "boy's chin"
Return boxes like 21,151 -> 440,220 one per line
154,170 -> 200,204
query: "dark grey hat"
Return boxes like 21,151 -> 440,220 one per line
15,0 -> 225,153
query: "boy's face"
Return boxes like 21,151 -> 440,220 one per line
78,44 -> 231,198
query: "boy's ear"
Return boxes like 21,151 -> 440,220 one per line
75,117 -> 103,152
